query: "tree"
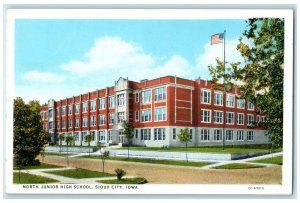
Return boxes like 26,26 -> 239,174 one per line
84,134 -> 93,156
65,133 -> 74,166
58,133 -> 65,153
209,18 -> 284,149
123,121 -> 134,159
14,97 -> 48,167
100,150 -> 110,173
41,133 -> 51,162
177,128 -> 190,162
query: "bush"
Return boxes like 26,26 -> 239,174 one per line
115,168 -> 126,180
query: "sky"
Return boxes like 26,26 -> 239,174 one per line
15,19 -> 248,104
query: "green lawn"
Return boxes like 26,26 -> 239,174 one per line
13,162 -> 62,170
44,168 -> 114,179
249,155 -> 283,165
13,172 -> 59,184
115,145 -> 281,154
80,155 -> 213,167
213,163 -> 265,170
97,177 -> 147,184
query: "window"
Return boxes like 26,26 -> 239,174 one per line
247,114 -> 254,125
236,130 -> 244,141
214,111 -> 223,124
68,105 -> 72,115
201,89 -> 211,104
261,116 -> 265,122
200,129 -> 210,141
75,104 -> 80,114
256,115 -> 260,123
201,109 -> 211,123
135,92 -> 139,102
214,129 -> 223,141
117,94 -> 125,106
226,112 -> 234,124
90,116 -> 96,126
48,109 -> 53,118
49,122 -> 53,130
237,99 -> 245,109
247,102 -> 254,110
154,128 -> 165,140
90,131 -> 96,141
226,94 -> 235,107
56,108 -> 60,116
135,129 -> 139,139
117,112 -> 125,123
214,92 -> 223,106
56,121 -> 60,129
62,106 -> 66,115
108,96 -> 115,108
155,87 -> 166,101
135,111 -> 139,121
109,114 -> 115,124
75,118 -> 79,128
68,119 -> 72,128
108,130 -> 112,141
98,131 -> 106,142
62,120 -> 66,129
154,107 -> 166,121
90,100 -> 96,111
99,98 -> 105,109
226,130 -> 233,141
82,117 -> 87,127
40,113 -> 43,120
99,115 -> 105,125
82,102 -> 87,113
141,90 -> 151,104
172,128 -> 176,140
237,113 -> 244,125
247,131 -> 254,141
189,129 -> 193,140
141,109 -> 151,122
142,129 -> 151,140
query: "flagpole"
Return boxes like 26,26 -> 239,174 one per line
222,30 -> 226,151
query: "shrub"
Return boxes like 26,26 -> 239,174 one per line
115,168 -> 126,180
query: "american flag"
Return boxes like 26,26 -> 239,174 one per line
211,33 -> 224,45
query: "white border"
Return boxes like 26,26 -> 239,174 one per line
4,8 -> 293,195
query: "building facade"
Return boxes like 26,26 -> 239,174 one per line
40,76 -> 269,147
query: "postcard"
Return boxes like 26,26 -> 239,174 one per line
4,8 -> 294,195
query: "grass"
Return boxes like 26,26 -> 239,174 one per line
97,177 -> 147,184
249,155 -> 283,165
13,172 -> 59,184
80,155 -> 213,167
44,168 -> 114,179
13,161 -> 62,170
213,163 -> 265,170
115,145 -> 281,154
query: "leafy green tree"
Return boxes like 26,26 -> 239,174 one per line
65,133 -> 74,166
58,133 -> 65,153
13,97 -> 48,167
100,150 -> 110,173
177,128 -> 191,162
84,134 -> 93,156
123,121 -> 134,159
209,18 -> 284,149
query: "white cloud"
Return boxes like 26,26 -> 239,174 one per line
195,38 -> 244,79
23,70 -> 66,82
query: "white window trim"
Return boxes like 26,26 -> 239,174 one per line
225,129 -> 234,141
90,99 -> 96,112
154,86 -> 167,102
247,114 -> 255,125
236,130 -> 244,141
108,114 -> 114,125
200,128 -> 210,142
68,119 -> 72,128
237,113 -> 244,125
98,97 -> 106,110
213,110 -> 223,124
213,128 -> 223,142
154,107 -> 167,122
135,92 -> 139,103
135,111 -> 139,121
246,130 -> 255,141
108,96 -> 115,109
140,108 -> 152,123
236,97 -> 245,109
214,91 -> 223,106
201,109 -> 212,123
75,118 -> 80,128
226,111 -> 235,125
200,89 -> 211,104
141,90 -> 152,104
247,102 -> 255,111
62,106 -> 66,116
75,103 -> 80,114
82,117 -> 88,127
82,102 -> 88,113
98,114 -> 106,126
226,93 -> 235,108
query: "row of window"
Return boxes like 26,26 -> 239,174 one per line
136,86 -> 167,104
198,129 -> 255,141
135,107 -> 167,122
201,109 -> 265,125
201,89 -> 254,109
59,131 -> 113,142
